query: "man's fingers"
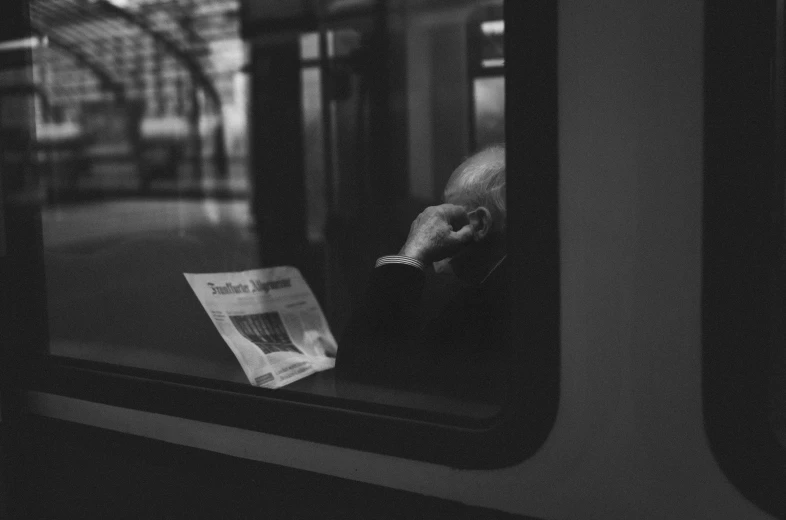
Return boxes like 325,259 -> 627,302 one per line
441,204 -> 469,219
450,223 -> 474,244
439,204 -> 470,230
401,204 -> 475,263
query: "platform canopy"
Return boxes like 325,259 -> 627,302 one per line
29,0 -> 233,110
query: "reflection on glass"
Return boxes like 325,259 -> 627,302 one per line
474,76 -> 505,148
480,20 -> 504,68
17,0 -> 506,419
28,0 -> 255,383
302,67 -> 327,242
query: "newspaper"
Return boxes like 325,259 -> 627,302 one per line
184,266 -> 337,389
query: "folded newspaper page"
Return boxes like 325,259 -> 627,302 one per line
184,266 -> 337,389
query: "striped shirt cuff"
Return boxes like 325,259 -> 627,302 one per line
375,255 -> 426,271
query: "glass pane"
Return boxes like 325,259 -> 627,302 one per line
473,76 -> 505,148
17,0 -> 507,420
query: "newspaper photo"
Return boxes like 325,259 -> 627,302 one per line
184,266 -> 337,389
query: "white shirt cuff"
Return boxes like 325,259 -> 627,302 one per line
375,255 -> 426,271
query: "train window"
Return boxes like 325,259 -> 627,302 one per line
703,1 -> 786,516
2,0 -> 558,467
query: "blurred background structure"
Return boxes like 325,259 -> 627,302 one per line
25,0 -> 244,200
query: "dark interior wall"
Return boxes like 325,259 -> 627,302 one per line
249,38 -> 308,256
248,37 -> 328,307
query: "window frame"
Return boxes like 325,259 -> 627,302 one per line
703,0 -> 786,516
10,0 -> 559,469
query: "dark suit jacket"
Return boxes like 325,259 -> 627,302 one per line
336,260 -> 511,403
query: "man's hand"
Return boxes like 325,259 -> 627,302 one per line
398,204 -> 475,264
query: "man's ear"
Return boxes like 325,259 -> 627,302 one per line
470,206 -> 493,241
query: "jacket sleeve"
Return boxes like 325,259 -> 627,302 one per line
336,263 -> 427,386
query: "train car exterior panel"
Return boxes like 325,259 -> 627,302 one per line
4,0 -> 783,518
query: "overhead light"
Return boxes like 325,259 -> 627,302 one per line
482,58 -> 504,68
481,20 -> 504,36
0,36 -> 48,53
89,0 -> 132,7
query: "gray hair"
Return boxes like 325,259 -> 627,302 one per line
443,144 -> 506,232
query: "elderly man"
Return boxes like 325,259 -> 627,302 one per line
336,145 -> 510,402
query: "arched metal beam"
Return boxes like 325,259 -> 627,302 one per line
93,0 -> 228,178
31,25 -> 126,102
93,0 -> 221,113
